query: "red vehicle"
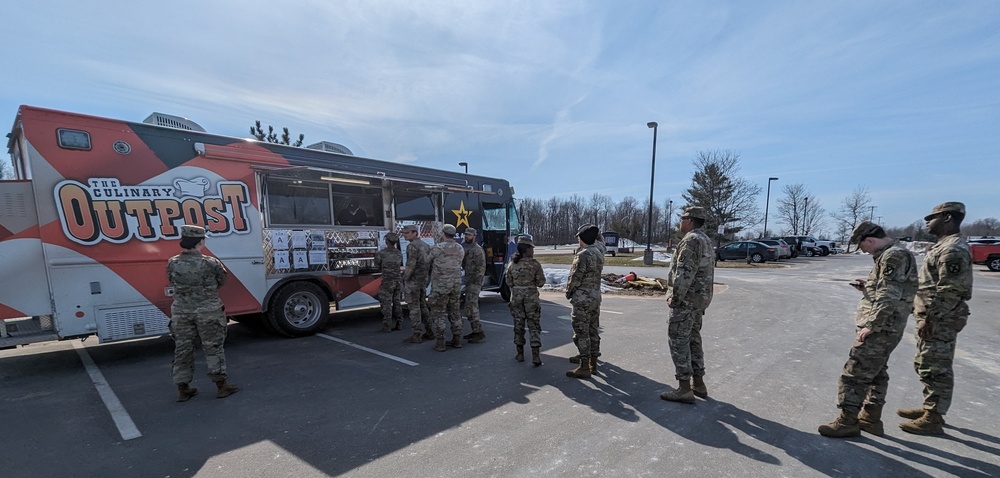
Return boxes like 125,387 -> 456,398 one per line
1,106 -> 521,347
971,243 -> 1000,272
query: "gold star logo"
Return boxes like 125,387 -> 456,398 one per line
452,201 -> 474,228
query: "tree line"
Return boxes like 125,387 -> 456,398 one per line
517,150 -> 998,248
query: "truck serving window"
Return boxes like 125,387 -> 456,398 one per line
330,183 -> 384,227
265,177 -> 333,226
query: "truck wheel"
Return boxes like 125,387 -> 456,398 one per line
751,253 -> 764,263
819,246 -> 829,256
267,282 -> 330,337
806,248 -> 815,257
500,284 -> 511,302
988,257 -> 1000,272
611,251 -> 617,257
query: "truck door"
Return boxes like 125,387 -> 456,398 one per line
0,180 -> 54,320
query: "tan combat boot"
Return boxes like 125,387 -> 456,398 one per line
568,354 -> 581,364
660,380 -> 696,404
566,357 -> 592,379
403,333 -> 423,344
215,380 -> 240,399
515,345 -> 524,362
466,331 -> 486,343
433,338 -> 446,352
899,410 -> 945,435
896,407 -> 926,420
818,410 -> 861,438
858,403 -> 884,436
589,356 -> 599,374
692,375 -> 708,399
447,335 -> 463,348
531,347 -> 542,367
176,383 -> 198,402
378,324 -> 391,333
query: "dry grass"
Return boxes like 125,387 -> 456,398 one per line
534,252 -> 785,269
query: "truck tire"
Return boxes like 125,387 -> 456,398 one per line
988,256 -> 1000,272
819,246 -> 829,256
806,248 -> 815,257
500,283 -> 511,302
267,282 -> 330,337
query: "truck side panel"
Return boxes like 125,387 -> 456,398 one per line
0,180 -> 52,319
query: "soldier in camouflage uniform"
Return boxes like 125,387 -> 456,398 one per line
898,202 -> 973,435
374,232 -> 404,332
461,227 -> 487,343
427,224 -> 466,351
660,207 -> 714,404
819,221 -> 917,438
570,234 -> 605,365
167,225 -> 238,401
505,236 -> 547,366
566,224 -> 604,379
401,225 -> 433,344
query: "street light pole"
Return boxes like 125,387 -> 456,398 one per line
763,177 -> 778,238
458,162 -> 468,174
803,196 -> 809,235
644,122 -> 658,265
666,199 -> 673,249
869,205 -> 876,221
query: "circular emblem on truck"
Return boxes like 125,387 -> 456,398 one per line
113,141 -> 132,155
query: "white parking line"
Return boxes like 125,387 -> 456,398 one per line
72,341 -> 142,440
602,310 -> 623,315
481,319 -> 550,334
317,333 -> 419,366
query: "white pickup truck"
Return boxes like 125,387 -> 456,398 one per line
780,235 -> 837,256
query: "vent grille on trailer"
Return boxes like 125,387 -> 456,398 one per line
142,113 -> 206,132
97,305 -> 170,343
1,190 -> 29,217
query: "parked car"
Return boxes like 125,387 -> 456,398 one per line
716,241 -> 779,263
758,239 -> 792,259
775,236 -> 821,257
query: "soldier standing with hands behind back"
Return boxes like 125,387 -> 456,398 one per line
660,207 -> 714,404
818,221 -> 917,438
167,225 -> 239,401
565,224 -> 604,379
898,202 -> 973,436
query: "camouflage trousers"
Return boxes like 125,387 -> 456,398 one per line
509,287 -> 542,348
170,308 -> 228,384
914,317 -> 966,415
667,306 -> 705,381
405,282 -> 431,334
429,285 -> 462,338
462,282 -> 484,333
570,289 -> 601,358
837,327 -> 906,411
378,279 -> 403,327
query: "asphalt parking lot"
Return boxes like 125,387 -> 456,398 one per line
2,254 -> 999,477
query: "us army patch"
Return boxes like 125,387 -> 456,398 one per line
947,261 -> 962,274
884,265 -> 895,277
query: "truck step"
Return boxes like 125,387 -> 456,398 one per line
0,332 -> 60,349
2,316 -> 54,337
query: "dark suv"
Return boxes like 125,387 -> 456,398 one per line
774,236 -> 822,257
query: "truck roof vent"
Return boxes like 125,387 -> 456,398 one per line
143,113 -> 206,132
306,141 -> 353,155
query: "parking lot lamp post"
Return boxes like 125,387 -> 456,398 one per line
644,122 -> 658,265
803,196 -> 809,235
459,162 -> 468,174
763,177 -> 778,238
666,199 -> 673,249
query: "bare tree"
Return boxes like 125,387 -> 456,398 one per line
0,158 -> 13,180
775,183 -> 808,235
833,186 -> 872,252
966,217 -> 1000,237
611,196 -> 643,244
681,150 -> 761,241
588,193 -> 614,231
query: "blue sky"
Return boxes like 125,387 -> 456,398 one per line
3,1 -> 998,233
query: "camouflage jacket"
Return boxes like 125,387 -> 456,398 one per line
428,240 -> 465,289
463,242 -> 486,278
374,247 -> 403,281
914,234 -> 973,323
855,241 -> 917,333
667,228 -> 714,310
167,249 -> 227,313
567,244 -> 604,295
505,257 -> 546,289
404,239 -> 432,285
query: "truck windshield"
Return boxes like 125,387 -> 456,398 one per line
482,202 -> 521,234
